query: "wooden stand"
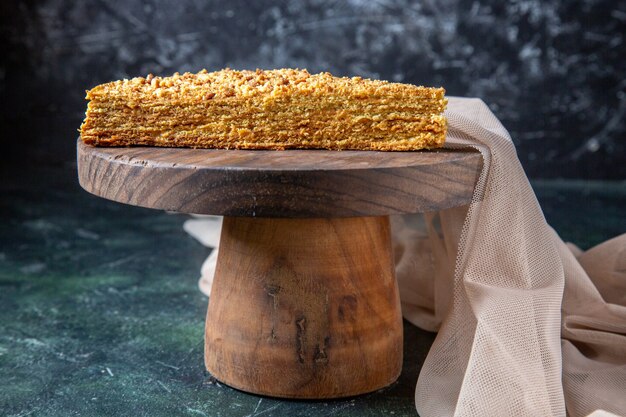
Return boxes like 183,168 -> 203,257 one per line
77,140 -> 482,398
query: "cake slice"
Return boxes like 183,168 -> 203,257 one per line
80,68 -> 447,151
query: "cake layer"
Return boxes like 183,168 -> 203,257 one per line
80,69 -> 447,151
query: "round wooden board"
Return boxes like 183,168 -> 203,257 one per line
77,139 -> 482,217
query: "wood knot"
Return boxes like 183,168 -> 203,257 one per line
314,336 -> 330,364
264,284 -> 281,296
296,316 -> 306,364
337,295 -> 358,322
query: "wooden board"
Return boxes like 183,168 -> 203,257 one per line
77,139 -> 482,217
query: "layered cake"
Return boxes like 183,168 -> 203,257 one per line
80,68 -> 447,151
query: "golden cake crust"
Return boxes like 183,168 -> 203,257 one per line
80,68 -> 447,151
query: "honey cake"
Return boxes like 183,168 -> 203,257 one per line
80,68 -> 447,151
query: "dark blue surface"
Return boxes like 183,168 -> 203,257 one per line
0,163 -> 624,416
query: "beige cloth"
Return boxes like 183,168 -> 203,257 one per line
184,97 -> 626,416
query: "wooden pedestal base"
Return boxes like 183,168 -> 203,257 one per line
204,216 -> 403,398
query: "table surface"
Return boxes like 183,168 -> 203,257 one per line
1,162 -> 625,417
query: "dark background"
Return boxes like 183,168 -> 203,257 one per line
1,0 -> 625,179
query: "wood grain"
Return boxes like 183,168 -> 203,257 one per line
77,139 -> 482,217
205,216 -> 403,398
